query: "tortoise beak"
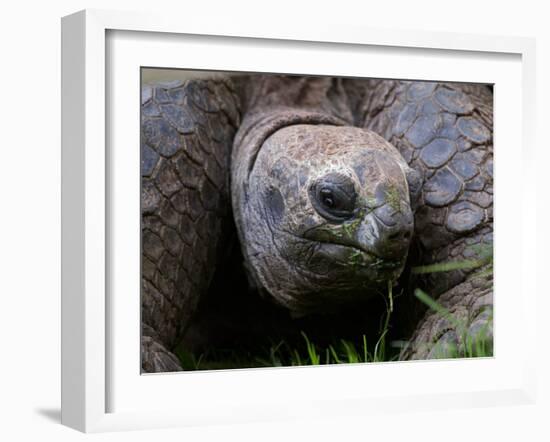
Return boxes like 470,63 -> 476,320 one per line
355,205 -> 413,262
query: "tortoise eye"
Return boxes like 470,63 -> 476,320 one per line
310,173 -> 356,222
320,188 -> 335,208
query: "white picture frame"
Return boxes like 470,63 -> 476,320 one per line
61,9 -> 537,433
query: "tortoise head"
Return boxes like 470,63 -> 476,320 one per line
233,124 -> 421,315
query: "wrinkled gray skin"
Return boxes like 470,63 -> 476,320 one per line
233,124 -> 418,315
141,74 -> 493,371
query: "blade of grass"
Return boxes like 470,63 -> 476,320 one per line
373,329 -> 388,361
329,345 -> 342,364
411,258 -> 489,274
414,289 -> 464,332
340,340 -> 359,363
387,280 -> 394,312
362,335 -> 368,362
302,332 -> 320,365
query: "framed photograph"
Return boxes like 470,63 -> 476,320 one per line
61,9 -> 537,433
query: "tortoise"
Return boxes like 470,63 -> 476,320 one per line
140,74 -> 493,372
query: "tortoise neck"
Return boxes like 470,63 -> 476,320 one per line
234,74 -> 354,124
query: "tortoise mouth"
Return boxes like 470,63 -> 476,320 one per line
300,237 -> 406,281
281,239 -> 406,314
349,247 -> 406,280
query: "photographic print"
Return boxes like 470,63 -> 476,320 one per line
140,70 -> 493,373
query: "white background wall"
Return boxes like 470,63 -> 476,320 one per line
0,0 -> 548,440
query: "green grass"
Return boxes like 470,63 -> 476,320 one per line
411,244 -> 493,275
176,309 -> 397,370
176,244 -> 493,370
409,243 -> 493,359
413,288 -> 493,359
258,325 -> 396,367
